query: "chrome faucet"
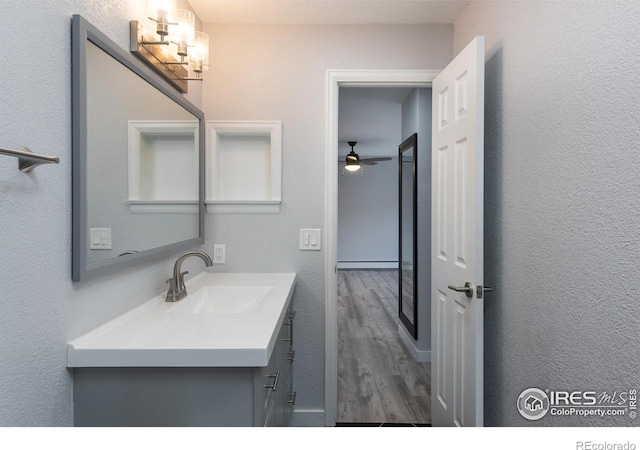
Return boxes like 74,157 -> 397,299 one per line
165,250 -> 213,302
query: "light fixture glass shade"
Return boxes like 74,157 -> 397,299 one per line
189,31 -> 210,76
173,9 -> 195,57
342,162 -> 362,175
148,0 -> 176,38
344,164 -> 361,172
148,0 -> 176,22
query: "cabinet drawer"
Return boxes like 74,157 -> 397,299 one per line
263,398 -> 276,427
255,362 -> 279,425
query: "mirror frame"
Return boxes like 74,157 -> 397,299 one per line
398,133 -> 418,339
71,15 -> 205,282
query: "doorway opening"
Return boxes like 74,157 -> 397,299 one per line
337,87 -> 429,424
325,70 -> 440,426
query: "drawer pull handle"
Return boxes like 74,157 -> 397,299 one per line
284,324 -> 293,342
288,391 -> 297,405
287,351 -> 295,362
265,371 -> 280,391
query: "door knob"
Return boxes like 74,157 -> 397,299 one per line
448,282 -> 474,298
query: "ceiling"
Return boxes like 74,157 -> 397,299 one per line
188,0 -> 470,24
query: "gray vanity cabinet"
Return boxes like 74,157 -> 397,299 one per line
268,309 -> 296,426
257,307 -> 296,427
72,304 -> 296,427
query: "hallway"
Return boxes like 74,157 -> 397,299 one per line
337,270 -> 431,424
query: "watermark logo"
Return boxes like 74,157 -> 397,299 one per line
518,387 -> 637,421
577,442 -> 636,450
517,387 -> 550,420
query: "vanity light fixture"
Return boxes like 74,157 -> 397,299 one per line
130,0 -> 210,93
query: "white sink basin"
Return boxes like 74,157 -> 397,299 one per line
166,285 -> 273,315
66,272 -> 296,367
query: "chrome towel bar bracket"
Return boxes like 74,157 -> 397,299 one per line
0,146 -> 60,173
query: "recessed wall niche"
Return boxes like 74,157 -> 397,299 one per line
206,121 -> 282,213
127,120 -> 199,213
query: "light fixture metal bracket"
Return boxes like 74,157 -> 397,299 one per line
130,20 -> 189,93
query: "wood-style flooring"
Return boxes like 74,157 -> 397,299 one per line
337,269 -> 431,424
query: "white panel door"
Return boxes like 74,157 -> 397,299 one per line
431,36 -> 485,427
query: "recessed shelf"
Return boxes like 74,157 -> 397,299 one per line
206,121 -> 282,214
128,120 -> 199,213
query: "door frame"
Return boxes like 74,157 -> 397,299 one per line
324,69 -> 440,426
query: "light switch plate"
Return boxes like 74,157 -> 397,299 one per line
299,229 -> 321,251
89,228 -> 112,250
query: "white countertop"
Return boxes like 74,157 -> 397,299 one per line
67,272 -> 297,368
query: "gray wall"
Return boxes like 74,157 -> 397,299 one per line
338,159 -> 399,264
337,88 -> 402,266
0,0 -> 206,426
455,0 -> 640,426
400,88 -> 432,354
201,22 -> 453,421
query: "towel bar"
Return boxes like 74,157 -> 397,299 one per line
0,146 -> 60,173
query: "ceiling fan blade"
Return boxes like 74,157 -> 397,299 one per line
338,156 -> 392,165
360,157 -> 392,162
338,160 -> 380,165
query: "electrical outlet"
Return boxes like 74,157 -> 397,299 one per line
213,244 -> 225,264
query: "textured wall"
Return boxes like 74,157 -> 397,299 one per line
454,1 -> 640,426
201,23 -> 453,418
0,0 -> 205,426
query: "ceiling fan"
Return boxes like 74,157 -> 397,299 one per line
338,141 -> 392,174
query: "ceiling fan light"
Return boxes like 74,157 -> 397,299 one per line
344,152 -> 361,172
341,141 -> 364,174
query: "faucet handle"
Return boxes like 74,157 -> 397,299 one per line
165,278 -> 180,302
181,271 -> 189,277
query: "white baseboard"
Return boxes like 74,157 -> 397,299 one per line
292,408 -> 325,427
398,325 -> 431,362
337,261 -> 398,270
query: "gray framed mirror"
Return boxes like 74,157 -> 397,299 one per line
399,133 -> 418,338
72,15 -> 204,282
